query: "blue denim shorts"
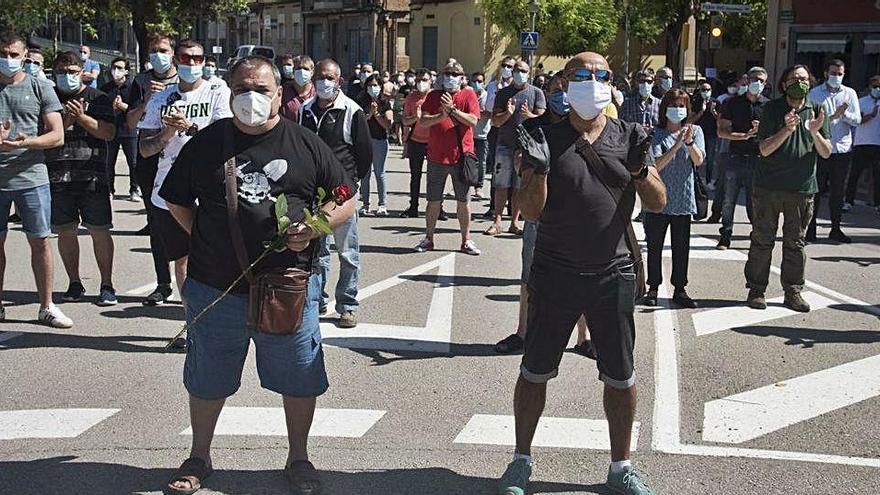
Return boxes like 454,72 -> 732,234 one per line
182,275 -> 329,400
0,184 -> 52,238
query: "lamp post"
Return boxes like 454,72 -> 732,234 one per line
525,0 -> 539,66
623,0 -> 631,77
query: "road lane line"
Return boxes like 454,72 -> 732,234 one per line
454,414 -> 640,451
702,354 -> 880,444
179,407 -> 386,438
0,331 -> 23,347
0,408 -> 119,440
691,291 -> 836,336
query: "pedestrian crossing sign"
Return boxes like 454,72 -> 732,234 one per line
520,32 -> 539,51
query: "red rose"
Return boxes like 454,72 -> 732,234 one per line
333,184 -> 353,205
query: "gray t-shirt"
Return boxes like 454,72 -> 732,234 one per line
493,83 -> 546,148
0,74 -> 64,191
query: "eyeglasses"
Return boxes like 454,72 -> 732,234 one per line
176,53 -> 205,65
443,72 -> 463,77
56,68 -> 81,76
515,68 -> 529,74
569,68 -> 613,83
502,63 -> 515,69
24,59 -> 41,67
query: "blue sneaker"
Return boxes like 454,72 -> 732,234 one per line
96,285 -> 118,307
498,458 -> 532,495
606,465 -> 655,495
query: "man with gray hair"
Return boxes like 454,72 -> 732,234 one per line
716,66 -> 769,249
620,68 -> 660,129
160,55 -> 357,495
653,66 -> 674,99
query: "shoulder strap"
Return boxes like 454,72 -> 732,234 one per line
224,158 -> 254,283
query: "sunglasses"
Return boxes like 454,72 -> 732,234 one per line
569,68 -> 613,83
24,59 -> 41,67
176,53 -> 205,65
502,63 -> 515,69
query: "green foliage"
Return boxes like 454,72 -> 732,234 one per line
722,0 -> 768,52
0,0 -> 97,33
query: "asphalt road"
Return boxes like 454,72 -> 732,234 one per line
1,145 -> 878,494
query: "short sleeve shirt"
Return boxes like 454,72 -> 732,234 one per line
129,70 -> 179,112
404,91 -> 431,144
0,74 -> 64,191
721,94 -> 765,155
100,78 -> 137,138
493,84 -> 546,148
651,126 -> 705,215
46,86 -> 115,185
159,118 -> 355,293
755,97 -> 831,195
83,60 -> 101,88
138,80 -> 233,209
358,95 -> 392,140
422,89 -> 480,165
854,96 -> 880,147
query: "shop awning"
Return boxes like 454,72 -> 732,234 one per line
796,37 -> 847,53
865,39 -> 880,55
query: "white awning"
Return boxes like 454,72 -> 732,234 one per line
796,38 -> 847,53
865,39 -> 880,55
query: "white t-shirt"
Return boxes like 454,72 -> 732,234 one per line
138,80 -> 232,209
854,95 -> 880,147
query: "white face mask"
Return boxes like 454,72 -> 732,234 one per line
500,66 -> 513,79
567,80 -> 612,121
232,91 -> 275,127
111,68 -> 126,81
315,79 -> 338,100
417,80 -> 431,93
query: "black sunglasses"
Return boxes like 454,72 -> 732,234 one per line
569,68 -> 613,83
24,59 -> 41,67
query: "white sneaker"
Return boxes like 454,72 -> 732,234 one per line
461,239 -> 482,256
358,207 -> 372,217
375,206 -> 388,216
129,191 -> 142,202
38,304 -> 73,329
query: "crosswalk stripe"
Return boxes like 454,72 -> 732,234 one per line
453,414 -> 640,450
0,408 -> 119,440
179,407 -> 386,438
691,291 -> 836,337
0,331 -> 23,347
702,354 -> 880,444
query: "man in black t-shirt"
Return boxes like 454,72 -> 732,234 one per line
100,56 -> 139,200
47,51 -> 118,306
716,66 -> 769,249
497,52 -> 666,495
160,56 -> 356,495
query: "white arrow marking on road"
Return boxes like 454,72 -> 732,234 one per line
691,291 -> 836,336
0,408 -> 119,439
321,253 -> 455,353
454,414 -> 640,450
180,407 -> 386,438
703,354 -> 880,444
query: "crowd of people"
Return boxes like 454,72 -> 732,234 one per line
1,26 -> 879,495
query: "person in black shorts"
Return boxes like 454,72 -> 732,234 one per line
497,52 -> 667,495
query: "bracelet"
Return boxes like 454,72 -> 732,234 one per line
685,140 -> 695,146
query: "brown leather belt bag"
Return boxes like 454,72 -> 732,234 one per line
224,158 -> 311,335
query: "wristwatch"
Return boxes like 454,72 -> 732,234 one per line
185,123 -> 199,136
632,165 -> 650,181
684,140 -> 695,146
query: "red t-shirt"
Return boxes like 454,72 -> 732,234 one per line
404,91 -> 431,144
422,88 -> 480,165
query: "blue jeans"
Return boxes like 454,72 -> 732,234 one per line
720,153 -> 756,237
318,209 -> 360,313
361,138 -> 388,209
0,183 -> 52,238
475,138 -> 488,187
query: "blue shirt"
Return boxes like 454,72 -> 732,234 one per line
83,60 -> 101,88
651,126 -> 705,216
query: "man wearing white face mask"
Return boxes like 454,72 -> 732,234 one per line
807,59 -> 861,244
279,54 -> 315,124
300,59 -> 372,328
138,40 -> 232,342
160,56 -> 356,495
47,50 -> 118,307
401,68 -> 434,217
100,57 -> 140,200
201,55 -> 227,88
348,62 -> 373,99
483,56 -> 517,220
79,45 -> 100,89
846,75 -> 880,214
499,52 -> 666,495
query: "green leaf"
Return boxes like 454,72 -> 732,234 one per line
314,215 -> 333,235
275,194 -> 288,223
303,208 -> 314,224
317,187 -> 327,204
278,216 -> 291,235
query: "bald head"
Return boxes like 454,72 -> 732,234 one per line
565,52 -> 609,72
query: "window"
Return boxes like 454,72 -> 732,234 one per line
422,26 -> 438,71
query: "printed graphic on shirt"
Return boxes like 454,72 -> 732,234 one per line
234,158 -> 289,204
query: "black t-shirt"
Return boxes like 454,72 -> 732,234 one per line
45,86 -> 114,185
721,94 -> 765,155
100,78 -> 136,138
535,118 -> 653,272
160,118 -> 355,293
690,94 -> 718,139
358,95 -> 392,140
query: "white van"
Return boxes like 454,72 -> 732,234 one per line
227,45 -> 276,69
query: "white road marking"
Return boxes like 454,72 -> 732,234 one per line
0,408 -> 119,440
321,254 -> 455,353
179,407 -> 385,438
0,331 -> 23,347
454,414 -> 640,451
691,291 -> 836,336
703,354 -> 880,444
124,275 -> 181,301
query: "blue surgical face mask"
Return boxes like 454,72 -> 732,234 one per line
149,52 -> 173,74
442,75 -> 460,90
700,90 -> 712,100
513,71 -> 528,86
665,106 -> 687,123
549,91 -> 570,116
282,65 -> 294,80
203,66 -> 216,78
315,78 -> 338,100
57,73 -> 81,93
25,62 -> 40,78
737,85 -> 748,96
639,82 -> 652,97
660,77 -> 673,90
294,68 -> 312,87
748,81 -> 765,96
178,64 -> 203,83
0,57 -> 22,77
367,85 -> 380,98
471,81 -> 483,92
872,87 -> 880,99
827,74 -> 843,88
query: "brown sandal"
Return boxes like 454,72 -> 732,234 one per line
484,224 -> 502,236
167,457 -> 213,495
285,460 -> 322,495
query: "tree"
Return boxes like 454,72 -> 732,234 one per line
481,0 -> 619,57
625,0 -> 694,76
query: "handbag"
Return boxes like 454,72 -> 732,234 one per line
223,158 -> 312,335
692,164 -> 709,221
574,140 -> 647,301
452,121 -> 482,188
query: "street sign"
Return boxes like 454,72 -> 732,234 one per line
519,31 -> 539,51
212,46 -> 223,54
701,2 -> 752,13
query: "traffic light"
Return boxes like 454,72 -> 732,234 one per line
709,15 -> 723,50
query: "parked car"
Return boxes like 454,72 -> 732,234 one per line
227,45 -> 276,70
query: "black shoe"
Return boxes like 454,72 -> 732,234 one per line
716,235 -> 731,250
399,208 -> 419,218
641,289 -> 658,307
8,213 -> 21,223
438,209 -> 449,221
135,225 -> 150,236
62,281 -> 86,302
319,304 -> 328,316
143,284 -> 172,306
672,289 -> 698,309
784,292 -> 811,313
828,228 -> 851,244
494,333 -> 525,354
482,209 -> 495,220
747,289 -> 767,310
632,212 -> 643,222
706,213 -> 721,224
573,340 -> 596,360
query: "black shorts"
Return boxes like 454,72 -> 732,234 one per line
154,207 -> 190,261
50,182 -> 113,231
521,258 -> 637,389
